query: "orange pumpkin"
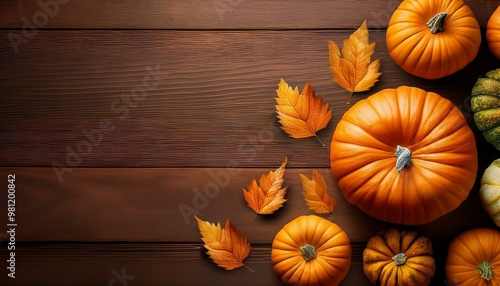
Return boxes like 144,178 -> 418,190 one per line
363,228 -> 436,285
487,5 -> 500,60
446,228 -> 500,285
386,0 -> 481,79
330,86 -> 478,225
271,215 -> 351,286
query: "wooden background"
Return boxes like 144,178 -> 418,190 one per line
0,0 -> 499,285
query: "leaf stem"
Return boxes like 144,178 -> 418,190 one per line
250,213 -> 258,223
347,92 -> 353,104
244,264 -> 255,273
314,134 -> 327,148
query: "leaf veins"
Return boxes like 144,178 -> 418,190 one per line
194,216 -> 252,271
243,156 -> 288,215
329,20 -> 381,104
275,79 -> 332,146
300,170 -> 336,214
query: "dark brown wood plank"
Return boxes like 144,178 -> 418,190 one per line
0,0 -> 494,30
0,1 -> 496,285
0,167 -> 494,243
0,242 -> 456,286
1,30 -> 497,168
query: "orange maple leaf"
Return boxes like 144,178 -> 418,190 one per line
329,20 -> 381,104
275,79 -> 332,146
300,170 -> 336,214
243,157 -> 288,214
194,216 -> 252,271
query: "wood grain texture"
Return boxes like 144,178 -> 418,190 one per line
0,0 -> 499,285
1,30 -> 498,168
0,242 -> 453,286
0,0 -> 495,30
0,243 -> 370,286
0,167 -> 494,243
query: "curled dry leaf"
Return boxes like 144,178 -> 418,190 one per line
329,20 -> 381,104
300,170 -> 336,214
194,215 -> 251,271
243,157 -> 288,214
275,79 -> 332,146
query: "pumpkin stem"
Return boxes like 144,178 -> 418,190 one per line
394,145 -> 412,173
392,252 -> 407,266
427,12 -> 448,34
300,244 -> 317,261
478,261 -> 494,281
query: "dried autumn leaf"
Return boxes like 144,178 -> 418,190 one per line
300,170 -> 336,214
329,20 -> 381,103
243,157 -> 288,214
194,215 -> 251,271
275,79 -> 332,146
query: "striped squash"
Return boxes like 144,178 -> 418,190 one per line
471,68 -> 500,150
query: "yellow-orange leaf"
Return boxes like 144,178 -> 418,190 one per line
194,216 -> 251,271
300,170 -> 336,214
275,79 -> 332,144
329,20 -> 381,103
243,157 -> 288,214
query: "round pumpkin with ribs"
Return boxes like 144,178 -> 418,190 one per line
363,228 -> 436,285
330,86 -> 478,225
271,215 -> 351,286
386,0 -> 481,79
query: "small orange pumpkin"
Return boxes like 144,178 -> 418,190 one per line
386,0 -> 481,79
271,215 -> 351,286
363,228 -> 436,285
445,228 -> 500,285
330,86 -> 478,225
487,5 -> 500,60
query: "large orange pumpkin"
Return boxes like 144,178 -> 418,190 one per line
446,228 -> 500,285
330,86 -> 478,225
386,0 -> 481,79
271,215 -> 351,286
487,5 -> 500,60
